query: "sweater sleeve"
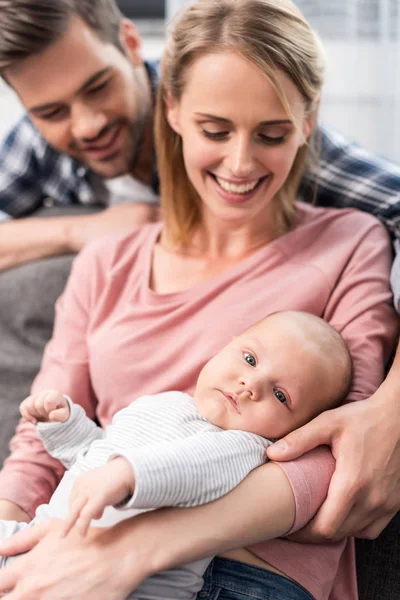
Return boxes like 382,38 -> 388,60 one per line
116,430 -> 271,510
0,244 -> 103,517
277,218 -> 398,532
37,398 -> 105,470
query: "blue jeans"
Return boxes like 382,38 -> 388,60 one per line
197,557 -> 314,600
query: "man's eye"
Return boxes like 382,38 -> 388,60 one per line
243,352 -> 256,367
274,390 -> 287,404
87,81 -> 109,96
39,108 -> 65,121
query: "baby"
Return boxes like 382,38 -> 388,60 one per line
1,311 -> 352,600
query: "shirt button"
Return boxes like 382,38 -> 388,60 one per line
77,167 -> 86,177
198,593 -> 208,598
43,197 -> 54,208
80,191 -> 91,204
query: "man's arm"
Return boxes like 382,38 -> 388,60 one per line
0,203 -> 158,271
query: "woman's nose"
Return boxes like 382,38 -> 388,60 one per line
227,137 -> 255,178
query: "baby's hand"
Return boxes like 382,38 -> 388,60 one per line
62,457 -> 135,538
19,389 -> 70,424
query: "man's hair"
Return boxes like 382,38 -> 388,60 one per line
0,0 -> 124,70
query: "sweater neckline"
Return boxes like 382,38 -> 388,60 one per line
141,203 -> 310,304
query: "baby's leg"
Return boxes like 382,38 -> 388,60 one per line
0,520 -> 31,568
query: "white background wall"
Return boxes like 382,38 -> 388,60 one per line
319,40 -> 400,163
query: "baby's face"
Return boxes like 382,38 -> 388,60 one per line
194,316 -> 338,439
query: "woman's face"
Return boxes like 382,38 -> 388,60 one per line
167,52 -> 313,231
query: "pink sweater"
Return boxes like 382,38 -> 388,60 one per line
1,203 -> 397,599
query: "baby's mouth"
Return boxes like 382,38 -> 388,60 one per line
222,391 -> 241,414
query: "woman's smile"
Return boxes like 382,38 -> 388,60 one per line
208,172 -> 270,205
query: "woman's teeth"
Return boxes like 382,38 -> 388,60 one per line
215,176 -> 261,194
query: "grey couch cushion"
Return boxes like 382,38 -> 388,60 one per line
0,204 -> 101,466
0,254 -> 75,465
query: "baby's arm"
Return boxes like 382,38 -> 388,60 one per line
119,429 -> 272,508
63,429 -> 271,537
20,391 -> 105,470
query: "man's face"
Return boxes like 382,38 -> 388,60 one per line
5,17 -> 151,178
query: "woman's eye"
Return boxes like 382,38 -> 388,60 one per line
243,352 -> 256,367
259,134 -> 286,145
201,129 -> 228,141
274,390 -> 287,404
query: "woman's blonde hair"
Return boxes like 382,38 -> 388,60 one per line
155,0 -> 325,246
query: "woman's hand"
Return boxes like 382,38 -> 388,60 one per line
0,463 -> 295,599
267,389 -> 400,541
0,519 -> 149,599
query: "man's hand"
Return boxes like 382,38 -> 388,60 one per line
68,203 -> 159,252
267,393 -> 400,541
19,390 -> 70,424
62,458 -> 135,538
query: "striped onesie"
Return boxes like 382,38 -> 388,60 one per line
0,391 -> 272,600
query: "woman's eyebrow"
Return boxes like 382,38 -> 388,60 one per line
195,112 -> 292,126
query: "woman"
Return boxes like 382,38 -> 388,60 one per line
0,0 -> 397,598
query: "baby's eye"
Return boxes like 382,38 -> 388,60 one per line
274,390 -> 287,404
243,352 -> 256,367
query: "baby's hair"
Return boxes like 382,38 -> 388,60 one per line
249,310 -> 353,406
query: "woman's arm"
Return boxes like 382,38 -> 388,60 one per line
268,215 -> 400,540
0,463 -> 295,599
268,341 -> 400,540
0,243 -> 102,518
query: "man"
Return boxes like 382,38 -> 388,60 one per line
0,2 -> 399,599
0,0 -> 159,270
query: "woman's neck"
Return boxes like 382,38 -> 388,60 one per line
177,206 -> 290,262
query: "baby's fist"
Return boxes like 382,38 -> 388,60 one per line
20,389 -> 70,424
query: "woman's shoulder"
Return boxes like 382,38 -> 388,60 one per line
295,201 -> 390,240
75,223 -> 162,275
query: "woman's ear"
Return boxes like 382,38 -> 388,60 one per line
303,96 -> 320,140
165,91 -> 181,135
119,19 -> 143,66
